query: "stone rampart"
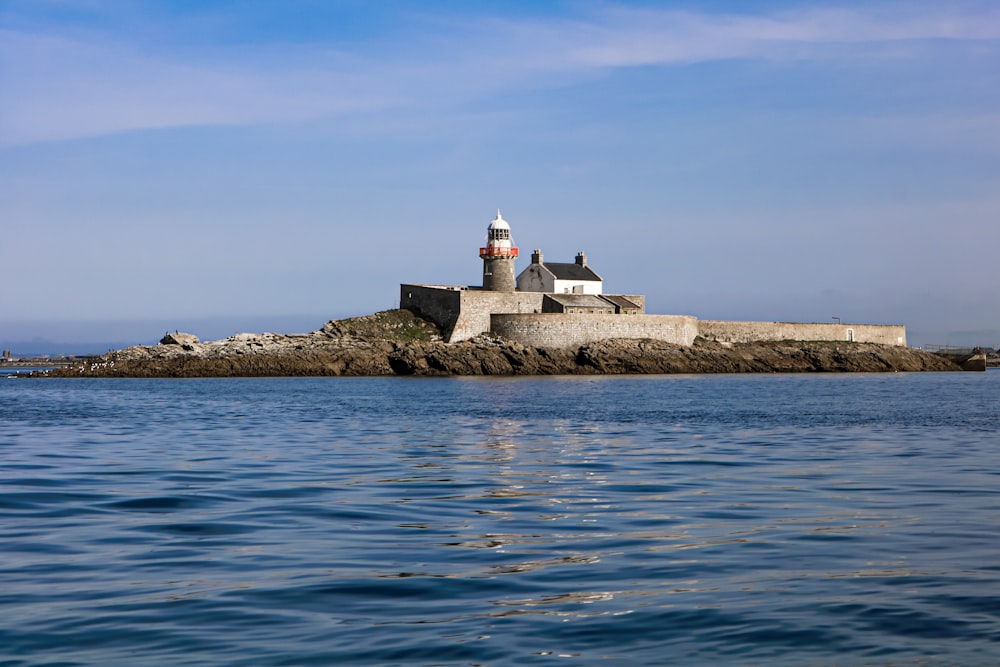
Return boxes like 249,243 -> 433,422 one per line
698,320 -> 907,346
400,284 -> 464,340
491,313 -> 698,349
403,284 -> 906,348
451,291 -> 545,342
401,285 -> 544,342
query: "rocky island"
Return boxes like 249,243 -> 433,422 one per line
45,310 -> 963,378
38,211 -> 973,378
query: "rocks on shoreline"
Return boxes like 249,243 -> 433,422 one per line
43,309 -> 963,378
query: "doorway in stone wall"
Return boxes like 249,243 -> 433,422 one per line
846,328 -> 855,342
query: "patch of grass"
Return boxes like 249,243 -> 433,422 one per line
324,309 -> 441,342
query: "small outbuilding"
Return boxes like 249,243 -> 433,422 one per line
597,295 -> 642,315
543,294 -> 616,314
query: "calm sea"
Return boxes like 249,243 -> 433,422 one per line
1,373 -> 998,666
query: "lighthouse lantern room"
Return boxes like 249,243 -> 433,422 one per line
480,210 -> 519,291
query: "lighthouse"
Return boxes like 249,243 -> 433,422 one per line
480,210 -> 519,291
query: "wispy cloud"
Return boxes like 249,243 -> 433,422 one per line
558,6 -> 1000,67
1,3 -> 998,146
0,29 -> 394,145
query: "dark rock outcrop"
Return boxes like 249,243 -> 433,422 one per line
574,338 -> 958,374
387,339 -> 577,376
45,311 -> 963,378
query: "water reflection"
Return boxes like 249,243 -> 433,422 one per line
2,375 -> 999,666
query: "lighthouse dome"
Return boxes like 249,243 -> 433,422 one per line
486,209 -> 514,246
488,210 -> 510,231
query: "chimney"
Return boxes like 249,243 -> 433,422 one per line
531,249 -> 544,264
575,251 -> 587,266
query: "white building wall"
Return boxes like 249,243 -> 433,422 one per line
552,278 -> 603,295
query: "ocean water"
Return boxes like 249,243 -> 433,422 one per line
1,372 -> 998,666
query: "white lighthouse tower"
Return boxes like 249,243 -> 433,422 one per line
480,210 -> 519,291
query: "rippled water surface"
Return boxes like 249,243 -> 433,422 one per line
2,373 -> 999,665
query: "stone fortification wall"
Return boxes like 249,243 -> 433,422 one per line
451,291 -> 545,342
401,285 -> 544,342
403,283 -> 906,348
491,314 -> 698,349
698,321 -> 907,346
400,284 -> 464,340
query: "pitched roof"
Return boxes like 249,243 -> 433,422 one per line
599,295 -> 640,310
544,294 -> 612,308
542,262 -> 602,282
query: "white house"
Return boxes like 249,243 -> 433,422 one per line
516,250 -> 604,295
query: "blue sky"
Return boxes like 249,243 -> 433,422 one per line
2,0 -> 998,350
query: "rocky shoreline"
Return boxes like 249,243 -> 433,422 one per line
41,310 -> 964,378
